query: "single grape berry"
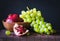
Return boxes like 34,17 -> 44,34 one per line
5,30 -> 11,36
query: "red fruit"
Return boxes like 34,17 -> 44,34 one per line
7,14 -> 19,22
15,25 -> 26,34
7,14 -> 23,22
19,25 -> 26,34
6,18 -> 13,23
12,14 -> 19,22
13,23 -> 29,36
12,14 -> 18,19
8,14 -> 13,19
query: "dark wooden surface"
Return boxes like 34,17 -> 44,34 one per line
0,30 -> 60,41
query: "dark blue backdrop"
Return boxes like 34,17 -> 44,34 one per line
0,0 -> 60,33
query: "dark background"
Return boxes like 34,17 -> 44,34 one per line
0,0 -> 60,33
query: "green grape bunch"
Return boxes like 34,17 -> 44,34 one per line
19,7 -> 56,35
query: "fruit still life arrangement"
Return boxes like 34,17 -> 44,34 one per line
2,7 -> 56,36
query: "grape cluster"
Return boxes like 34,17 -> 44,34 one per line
20,8 -> 55,35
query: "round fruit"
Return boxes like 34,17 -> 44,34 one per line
5,30 -> 11,36
6,18 -> 13,23
6,14 -> 21,22
8,14 -> 12,19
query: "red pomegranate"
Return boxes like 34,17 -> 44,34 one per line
13,23 -> 29,36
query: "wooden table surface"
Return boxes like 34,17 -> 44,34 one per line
0,30 -> 60,41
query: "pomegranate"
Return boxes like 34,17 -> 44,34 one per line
6,14 -> 23,22
8,14 -> 13,19
13,23 -> 29,36
12,14 -> 19,22
6,18 -> 13,23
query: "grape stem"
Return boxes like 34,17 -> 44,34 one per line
27,6 -> 30,10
